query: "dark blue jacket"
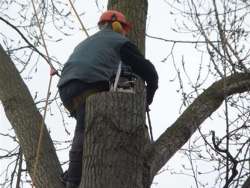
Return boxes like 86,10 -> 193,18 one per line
58,28 -> 158,104
58,28 -> 129,87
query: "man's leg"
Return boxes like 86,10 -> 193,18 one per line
59,80 -> 109,187
67,103 -> 85,186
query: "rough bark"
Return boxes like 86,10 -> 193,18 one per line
80,89 -> 150,188
0,45 -> 63,188
145,73 -> 250,182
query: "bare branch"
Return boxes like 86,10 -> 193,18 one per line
211,131 -> 238,188
0,16 -> 49,63
146,72 -> 250,181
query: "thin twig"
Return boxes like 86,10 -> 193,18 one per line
0,17 -> 49,63
211,131 -> 238,188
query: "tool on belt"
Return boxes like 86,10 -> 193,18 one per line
110,61 -> 137,93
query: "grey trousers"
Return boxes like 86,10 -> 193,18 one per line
68,104 -> 85,184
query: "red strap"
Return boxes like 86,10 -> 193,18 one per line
50,68 -> 58,76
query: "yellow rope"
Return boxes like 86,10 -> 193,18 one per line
30,0 -> 55,187
32,75 -> 53,188
67,0 -> 89,37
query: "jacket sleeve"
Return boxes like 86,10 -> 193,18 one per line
120,41 -> 158,105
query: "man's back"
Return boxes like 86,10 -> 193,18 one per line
58,28 -> 129,88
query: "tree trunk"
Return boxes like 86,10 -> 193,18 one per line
108,0 -> 148,54
80,86 -> 151,188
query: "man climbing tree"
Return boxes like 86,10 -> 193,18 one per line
58,10 -> 158,188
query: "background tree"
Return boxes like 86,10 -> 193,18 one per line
1,0 -> 250,187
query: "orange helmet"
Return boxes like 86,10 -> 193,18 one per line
98,10 -> 131,33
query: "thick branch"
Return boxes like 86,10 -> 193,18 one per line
0,44 -> 63,188
80,91 -> 149,188
146,73 -> 250,181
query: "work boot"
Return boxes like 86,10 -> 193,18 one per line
66,182 -> 79,188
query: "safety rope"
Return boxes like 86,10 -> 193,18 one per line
146,107 -> 154,142
30,0 -> 57,187
67,0 -> 89,37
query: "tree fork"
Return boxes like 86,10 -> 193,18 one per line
80,84 -> 151,188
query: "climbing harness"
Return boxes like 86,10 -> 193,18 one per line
110,62 -> 137,93
111,61 -> 122,91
